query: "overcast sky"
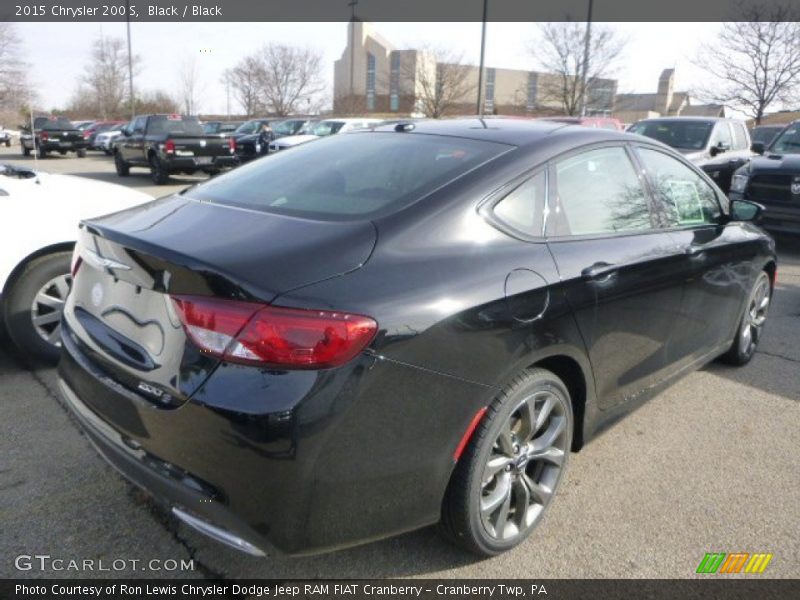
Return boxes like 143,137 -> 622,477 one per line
16,21 -> 723,114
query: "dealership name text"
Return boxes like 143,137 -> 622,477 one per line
16,584 -> 548,597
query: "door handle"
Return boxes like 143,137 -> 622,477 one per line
581,262 -> 617,280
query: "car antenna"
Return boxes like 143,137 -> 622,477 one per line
29,107 -> 40,184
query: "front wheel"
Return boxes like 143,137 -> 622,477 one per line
440,368 -> 572,556
2,252 -> 72,363
22,143 -> 30,157
720,271 -> 771,366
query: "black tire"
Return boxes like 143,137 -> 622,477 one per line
103,149 -> 112,156
149,154 -> 170,185
719,271 -> 771,366
4,139 -> 10,147
2,252 -> 72,364
22,143 -> 30,157
440,368 -> 573,556
37,143 -> 47,159
76,148 -> 86,158
114,151 -> 130,176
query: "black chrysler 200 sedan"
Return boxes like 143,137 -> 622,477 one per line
58,119 -> 776,557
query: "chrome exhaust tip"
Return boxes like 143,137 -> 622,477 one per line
172,507 -> 266,557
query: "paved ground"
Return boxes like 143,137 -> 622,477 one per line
1,147 -> 798,579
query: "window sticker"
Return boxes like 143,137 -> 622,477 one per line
667,179 -> 704,224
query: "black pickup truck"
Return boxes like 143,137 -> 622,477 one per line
729,121 -> 800,235
20,116 -> 87,158
114,114 -> 238,184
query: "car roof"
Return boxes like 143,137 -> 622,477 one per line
633,116 -> 740,123
370,117 -> 633,148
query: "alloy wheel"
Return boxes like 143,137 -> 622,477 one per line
739,272 -> 770,355
480,390 -> 568,541
30,273 -> 71,346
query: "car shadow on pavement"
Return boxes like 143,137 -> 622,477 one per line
69,170 -> 205,189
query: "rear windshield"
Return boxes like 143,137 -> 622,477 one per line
148,116 -> 205,136
35,117 -> 74,131
185,132 -> 511,219
628,120 -> 713,150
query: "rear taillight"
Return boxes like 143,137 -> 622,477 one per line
164,139 -> 176,154
40,131 -> 48,142
70,246 -> 82,277
228,136 -> 236,153
171,295 -> 377,369
83,131 -> 91,139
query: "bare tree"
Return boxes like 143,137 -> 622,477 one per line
224,56 -> 262,117
258,44 -> 325,116
531,22 -> 625,116
0,23 -> 35,115
694,3 -> 800,124
178,55 -> 203,114
82,35 -> 140,119
135,89 -> 180,114
407,47 -> 476,118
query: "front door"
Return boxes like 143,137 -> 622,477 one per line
545,144 -> 687,410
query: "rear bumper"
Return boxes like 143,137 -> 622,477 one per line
57,318 -> 488,555
161,155 -> 238,172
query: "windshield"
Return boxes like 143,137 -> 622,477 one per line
185,132 -> 511,219
628,120 -> 713,150
273,120 -> 302,136
35,117 -> 75,131
770,124 -> 800,154
148,116 -> 205,136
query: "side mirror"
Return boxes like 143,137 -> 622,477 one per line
710,142 -> 729,157
750,141 -> 765,155
731,200 -> 763,222
121,127 -> 131,136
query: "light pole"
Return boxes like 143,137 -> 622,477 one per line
125,0 -> 135,119
476,0 -> 488,116
579,0 -> 594,116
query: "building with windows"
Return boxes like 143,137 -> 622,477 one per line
614,69 -> 725,124
333,21 -> 617,116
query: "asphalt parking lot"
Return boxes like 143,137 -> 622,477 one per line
1,145 -> 798,580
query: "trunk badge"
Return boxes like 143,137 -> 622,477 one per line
792,179 -> 800,195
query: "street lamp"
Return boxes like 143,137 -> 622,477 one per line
579,0 -> 594,116
125,0 -> 135,119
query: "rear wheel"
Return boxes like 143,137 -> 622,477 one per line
114,151 -> 130,176
149,154 -> 170,185
440,368 -> 572,556
76,148 -> 86,158
720,271 -> 771,366
4,139 -> 10,147
37,144 -> 47,159
3,252 -> 72,363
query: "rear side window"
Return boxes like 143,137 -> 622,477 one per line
492,171 -> 546,237
637,147 -> 721,226
731,123 -> 748,150
187,132 -> 511,219
548,146 -> 652,237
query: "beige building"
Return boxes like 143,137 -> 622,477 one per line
333,21 -> 616,116
614,69 -> 725,123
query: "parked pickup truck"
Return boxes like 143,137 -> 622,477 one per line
20,116 -> 88,158
114,114 -> 238,184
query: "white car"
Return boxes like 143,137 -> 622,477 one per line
269,118 -> 384,151
95,129 -> 122,155
0,163 -> 152,361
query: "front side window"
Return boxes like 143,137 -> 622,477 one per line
186,133 -> 511,220
548,146 -> 652,237
492,171 -> 547,237
770,124 -> 800,154
710,122 -> 733,149
637,147 -> 721,227
628,120 -> 713,151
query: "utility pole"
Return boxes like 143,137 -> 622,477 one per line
476,0 -> 488,115
126,0 -> 135,119
579,0 -> 593,116
348,0 -> 358,103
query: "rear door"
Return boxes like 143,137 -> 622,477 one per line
122,116 -> 147,164
634,145 -> 755,363
545,144 -> 687,410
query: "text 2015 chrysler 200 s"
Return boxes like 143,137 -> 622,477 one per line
58,119 -> 776,557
